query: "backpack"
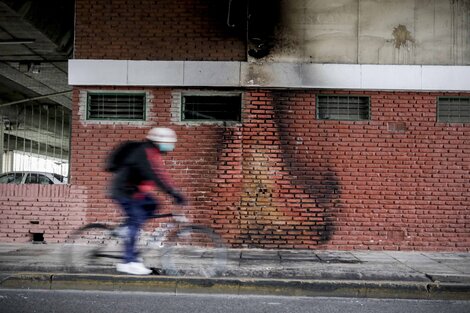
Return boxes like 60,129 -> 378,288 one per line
104,141 -> 142,172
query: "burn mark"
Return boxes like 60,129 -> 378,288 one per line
237,91 -> 341,247
248,0 -> 281,58
272,92 -> 340,244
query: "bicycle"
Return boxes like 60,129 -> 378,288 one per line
62,212 -> 228,277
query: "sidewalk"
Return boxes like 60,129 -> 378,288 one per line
0,243 -> 469,300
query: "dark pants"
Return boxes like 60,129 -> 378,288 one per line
114,194 -> 157,263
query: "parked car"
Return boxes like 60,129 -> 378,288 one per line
0,171 -> 67,185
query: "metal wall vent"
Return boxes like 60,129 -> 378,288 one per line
87,93 -> 145,120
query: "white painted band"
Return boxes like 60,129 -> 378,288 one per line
69,60 -> 470,92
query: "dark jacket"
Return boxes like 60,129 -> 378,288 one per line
109,140 -> 182,202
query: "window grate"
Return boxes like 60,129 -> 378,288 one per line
437,97 -> 470,123
87,93 -> 145,120
182,94 -> 241,122
317,95 -> 370,121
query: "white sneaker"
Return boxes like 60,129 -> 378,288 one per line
116,262 -> 152,275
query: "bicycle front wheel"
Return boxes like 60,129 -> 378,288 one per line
62,223 -> 122,273
159,225 -> 227,277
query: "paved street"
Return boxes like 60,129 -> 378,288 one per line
1,289 -> 470,313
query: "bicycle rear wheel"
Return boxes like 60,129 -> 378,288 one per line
62,223 -> 122,273
159,225 -> 227,277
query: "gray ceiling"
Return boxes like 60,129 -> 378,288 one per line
0,0 -> 74,110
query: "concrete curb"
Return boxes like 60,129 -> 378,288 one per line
1,272 -> 469,300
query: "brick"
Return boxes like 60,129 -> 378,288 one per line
74,0 -> 246,61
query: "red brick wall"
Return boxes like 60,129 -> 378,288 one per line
0,88 -> 470,251
63,87 -> 470,252
0,185 -> 88,243
1,88 -> 469,251
74,0 -> 246,61
263,90 -> 470,251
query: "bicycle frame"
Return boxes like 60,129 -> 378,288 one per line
63,211 -> 228,277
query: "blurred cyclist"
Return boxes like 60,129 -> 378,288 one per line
107,127 -> 186,275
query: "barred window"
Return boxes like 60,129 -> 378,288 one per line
317,95 -> 370,121
437,97 -> 470,123
182,94 -> 241,122
87,93 -> 145,120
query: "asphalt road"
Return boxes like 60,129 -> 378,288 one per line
1,289 -> 469,313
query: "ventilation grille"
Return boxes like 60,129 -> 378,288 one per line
87,93 -> 145,120
182,95 -> 241,122
438,97 -> 470,123
317,95 -> 370,121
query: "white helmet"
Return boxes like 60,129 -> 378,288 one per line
146,127 -> 177,143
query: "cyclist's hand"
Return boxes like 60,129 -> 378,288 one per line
173,192 -> 187,205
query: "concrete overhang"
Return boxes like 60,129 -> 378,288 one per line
69,60 -> 470,92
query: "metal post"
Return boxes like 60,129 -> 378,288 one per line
0,118 -> 4,173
